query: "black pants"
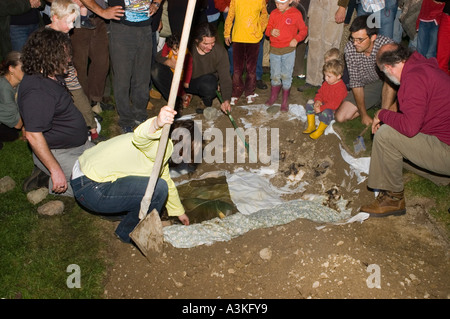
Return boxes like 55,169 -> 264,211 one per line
151,62 -> 218,106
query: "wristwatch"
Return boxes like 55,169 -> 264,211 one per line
152,1 -> 160,8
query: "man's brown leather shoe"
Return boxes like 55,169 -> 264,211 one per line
360,190 -> 406,217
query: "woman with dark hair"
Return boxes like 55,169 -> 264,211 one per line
18,27 -> 92,197
151,22 -> 232,114
0,51 -> 25,149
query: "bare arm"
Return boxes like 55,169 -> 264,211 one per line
26,131 -> 68,194
381,81 -> 398,111
352,87 -> 373,126
80,0 -> 124,20
335,6 -> 347,24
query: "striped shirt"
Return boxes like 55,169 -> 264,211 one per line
344,35 -> 393,88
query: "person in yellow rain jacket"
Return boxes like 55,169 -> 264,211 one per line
224,0 -> 268,105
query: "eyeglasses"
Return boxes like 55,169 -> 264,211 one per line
349,36 -> 369,44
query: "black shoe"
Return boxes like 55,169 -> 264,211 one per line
80,18 -> 96,29
256,79 -> 268,90
93,112 -> 103,123
99,101 -> 115,111
23,166 -> 49,192
297,83 -> 320,92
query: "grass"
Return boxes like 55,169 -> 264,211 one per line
0,135 -> 108,299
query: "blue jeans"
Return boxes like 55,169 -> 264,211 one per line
269,50 -> 296,90
10,24 -> 39,52
71,175 -> 168,243
417,21 -> 439,59
357,0 -> 398,39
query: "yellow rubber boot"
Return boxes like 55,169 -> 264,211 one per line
303,114 -> 316,134
309,122 -> 328,139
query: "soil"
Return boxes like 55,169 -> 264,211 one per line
100,85 -> 450,300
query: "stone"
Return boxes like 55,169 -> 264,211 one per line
0,176 -> 16,193
259,247 -> 272,260
266,105 -> 280,115
203,107 -> 221,121
27,187 -> 49,205
37,200 -> 64,216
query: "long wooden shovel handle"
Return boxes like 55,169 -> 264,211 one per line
138,0 -> 198,220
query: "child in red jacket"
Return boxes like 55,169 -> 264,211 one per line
265,0 -> 307,112
160,34 -> 194,108
303,58 -> 347,139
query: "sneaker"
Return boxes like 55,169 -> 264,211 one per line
89,131 -> 107,144
80,18 -> 96,29
23,166 -> 49,192
93,112 -> 103,123
121,126 -> 134,134
246,93 -> 259,104
360,190 -> 406,217
297,74 -> 306,79
230,97 -> 239,106
91,102 -> 103,114
256,79 -> 268,90
297,83 -> 320,92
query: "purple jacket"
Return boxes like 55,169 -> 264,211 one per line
379,52 -> 450,145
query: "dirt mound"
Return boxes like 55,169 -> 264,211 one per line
102,88 -> 450,300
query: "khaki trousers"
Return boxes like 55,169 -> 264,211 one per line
368,125 -> 450,192
306,0 -> 344,86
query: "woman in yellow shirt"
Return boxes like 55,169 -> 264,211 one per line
70,106 -> 190,244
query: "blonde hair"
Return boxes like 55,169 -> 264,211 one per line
323,59 -> 344,77
50,0 -> 80,19
324,47 -> 341,62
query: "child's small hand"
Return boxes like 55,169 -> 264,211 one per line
271,29 -> 280,37
289,39 -> 298,48
313,101 -> 322,113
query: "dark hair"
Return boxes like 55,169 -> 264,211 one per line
192,22 -> 217,45
377,43 -> 412,68
167,33 -> 181,50
21,27 -> 72,78
170,119 -> 203,167
349,15 -> 378,38
0,51 -> 22,76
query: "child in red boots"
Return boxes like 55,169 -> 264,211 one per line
265,0 -> 307,112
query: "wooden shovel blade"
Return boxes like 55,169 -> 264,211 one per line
129,209 -> 164,261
